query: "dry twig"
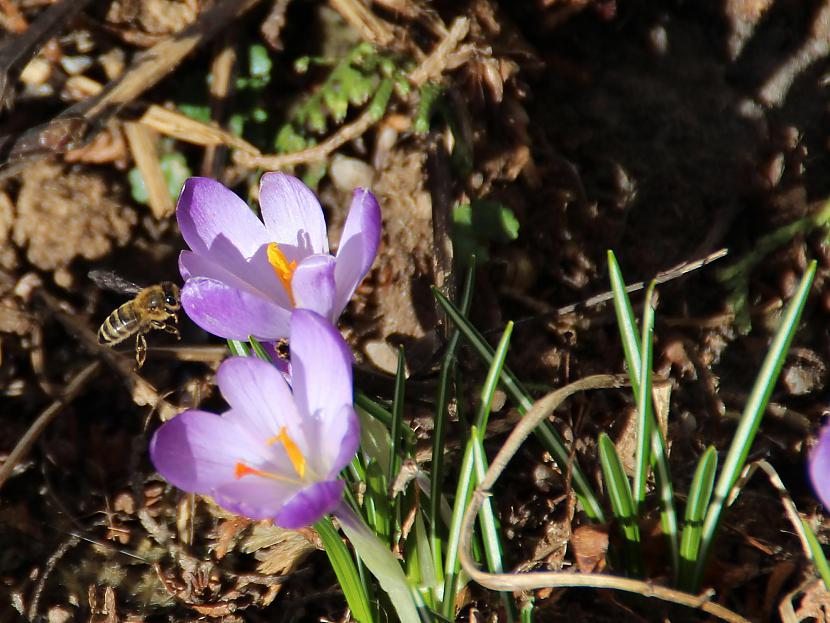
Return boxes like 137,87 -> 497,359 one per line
329,0 -> 395,46
124,122 -> 173,219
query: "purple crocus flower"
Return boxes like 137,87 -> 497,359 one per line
177,172 -> 381,341
149,309 -> 359,529
810,425 -> 830,508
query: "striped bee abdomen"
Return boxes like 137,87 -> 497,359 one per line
98,301 -> 139,346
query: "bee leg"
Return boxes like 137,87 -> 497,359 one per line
150,320 -> 181,341
135,332 -> 147,369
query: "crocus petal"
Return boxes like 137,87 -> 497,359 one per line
182,277 -> 291,341
216,357 -> 305,447
179,249 -> 289,308
259,172 -> 329,255
213,476 -> 298,521
292,255 -> 337,320
333,188 -> 381,315
177,177 -> 270,259
275,480 -> 345,529
323,404 -> 361,479
150,410 -> 258,493
289,310 -> 353,422
810,426 -> 830,507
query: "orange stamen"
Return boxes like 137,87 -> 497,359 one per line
267,243 -> 297,305
234,461 -> 300,484
235,462 -> 267,479
266,426 -> 306,479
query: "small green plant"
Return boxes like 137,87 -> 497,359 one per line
274,42 -> 411,154
452,199 -> 520,266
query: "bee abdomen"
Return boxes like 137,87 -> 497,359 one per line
98,302 -> 138,346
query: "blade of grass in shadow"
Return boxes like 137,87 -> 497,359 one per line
316,516 -> 374,623
802,518 -> 830,593
355,391 -> 393,429
389,346 -> 406,487
598,432 -> 643,577
432,287 -> 605,522
355,390 -> 417,446
471,427 -> 518,623
390,346 -> 406,549
431,262 -> 475,583
691,260 -> 817,589
441,323 -> 513,620
632,282 -> 656,508
678,446 -> 717,588
227,339 -> 249,357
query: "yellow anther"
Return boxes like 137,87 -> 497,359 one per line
267,243 -> 297,305
267,427 -> 306,479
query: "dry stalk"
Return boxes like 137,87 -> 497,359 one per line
234,104 -> 379,169
407,17 -> 470,87
459,373 -> 751,623
201,42 -> 238,177
328,0 -> 395,46
139,105 -> 260,155
124,121 -> 173,219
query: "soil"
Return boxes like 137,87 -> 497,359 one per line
1,1 -> 830,622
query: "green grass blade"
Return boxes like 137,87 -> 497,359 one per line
608,250 -> 641,391
802,518 -> 830,593
441,440 -> 475,620
431,262 -> 475,580
316,516 -> 374,623
679,446 -> 717,588
473,322 -> 513,430
389,346 -> 407,487
521,600 -> 535,623
609,255 -> 679,580
440,323 -> 513,619
365,459 -> 391,541
247,335 -> 273,362
470,428 -> 517,622
413,510 -> 438,608
336,503 -> 427,623
432,287 -> 606,522
651,428 -> 680,583
632,282 -> 656,508
227,339 -> 249,357
598,432 -> 643,577
692,260 -> 817,589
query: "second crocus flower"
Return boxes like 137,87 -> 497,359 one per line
149,309 -> 359,528
177,172 -> 381,341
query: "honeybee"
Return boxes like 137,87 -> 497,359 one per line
89,270 -> 181,368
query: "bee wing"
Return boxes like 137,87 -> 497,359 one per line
88,270 -> 143,295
